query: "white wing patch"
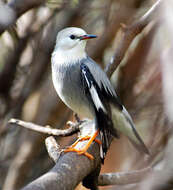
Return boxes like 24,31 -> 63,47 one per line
81,64 -> 107,114
90,85 -> 107,113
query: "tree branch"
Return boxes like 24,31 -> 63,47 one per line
17,127 -> 151,190
8,118 -> 80,137
105,0 -> 162,77
21,121 -> 101,190
98,167 -> 151,186
44,136 -> 152,187
45,136 -> 62,162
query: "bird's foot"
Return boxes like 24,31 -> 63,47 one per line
64,148 -> 94,160
64,131 -> 100,160
79,135 -> 101,145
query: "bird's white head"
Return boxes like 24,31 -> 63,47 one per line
53,27 -> 97,63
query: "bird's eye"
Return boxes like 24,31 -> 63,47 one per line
70,35 -> 76,40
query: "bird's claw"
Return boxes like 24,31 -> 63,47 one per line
78,135 -> 101,145
64,148 -> 94,160
77,150 -> 94,160
64,131 -> 99,160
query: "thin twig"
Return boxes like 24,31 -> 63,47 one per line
45,136 -> 62,162
8,118 -> 80,137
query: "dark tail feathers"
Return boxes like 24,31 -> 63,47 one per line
96,108 -> 118,163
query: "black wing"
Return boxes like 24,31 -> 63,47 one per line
80,63 -> 119,161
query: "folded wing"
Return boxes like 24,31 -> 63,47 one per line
80,61 -> 149,160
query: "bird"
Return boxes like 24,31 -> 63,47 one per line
51,27 -> 149,162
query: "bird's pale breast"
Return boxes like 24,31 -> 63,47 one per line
52,61 -> 94,119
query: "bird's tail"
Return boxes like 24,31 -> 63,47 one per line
95,108 -> 118,163
99,128 -> 111,162
111,105 -> 149,155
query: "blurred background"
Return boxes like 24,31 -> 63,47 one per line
0,0 -> 173,189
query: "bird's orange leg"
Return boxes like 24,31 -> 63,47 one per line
64,130 -> 100,160
79,135 -> 101,145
